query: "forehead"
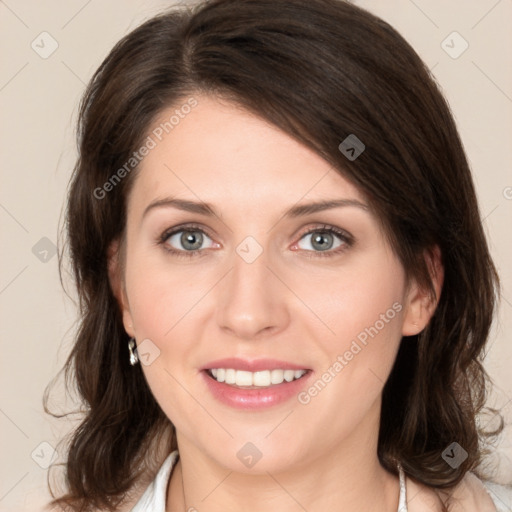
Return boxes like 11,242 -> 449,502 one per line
129,94 -> 367,214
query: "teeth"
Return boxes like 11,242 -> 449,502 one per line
208,368 -> 308,387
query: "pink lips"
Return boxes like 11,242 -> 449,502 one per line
200,358 -> 313,410
201,357 -> 310,372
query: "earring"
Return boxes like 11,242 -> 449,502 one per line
128,338 -> 139,366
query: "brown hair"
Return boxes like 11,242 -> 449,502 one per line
44,0 -> 504,510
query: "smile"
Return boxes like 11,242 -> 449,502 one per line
207,368 -> 308,388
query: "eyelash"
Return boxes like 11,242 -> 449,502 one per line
157,223 -> 354,259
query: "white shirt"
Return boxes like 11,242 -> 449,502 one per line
131,450 -> 512,511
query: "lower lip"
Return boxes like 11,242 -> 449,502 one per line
201,370 -> 313,410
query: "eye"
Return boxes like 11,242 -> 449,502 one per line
294,225 -> 353,257
157,223 -> 353,259
158,224 -> 216,258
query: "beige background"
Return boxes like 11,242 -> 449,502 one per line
0,0 -> 511,510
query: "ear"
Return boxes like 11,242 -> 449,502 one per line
402,245 -> 444,336
107,238 -> 136,338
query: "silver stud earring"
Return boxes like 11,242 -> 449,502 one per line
128,338 -> 139,366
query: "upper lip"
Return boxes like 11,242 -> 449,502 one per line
201,358 -> 310,372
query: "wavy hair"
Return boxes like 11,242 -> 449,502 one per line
44,0 -> 504,510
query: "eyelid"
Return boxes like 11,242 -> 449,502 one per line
295,223 -> 354,245
158,222 -> 215,244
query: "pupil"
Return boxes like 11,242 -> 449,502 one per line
181,231 -> 202,250
312,232 -> 332,251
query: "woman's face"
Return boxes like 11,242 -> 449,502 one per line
113,94 -> 427,473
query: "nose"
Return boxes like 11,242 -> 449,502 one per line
216,243 -> 290,340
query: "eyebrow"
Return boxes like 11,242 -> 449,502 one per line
142,197 -> 369,221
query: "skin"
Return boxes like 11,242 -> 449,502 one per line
109,94 -> 448,512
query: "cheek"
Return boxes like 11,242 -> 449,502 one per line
123,253 -> 204,407
302,255 -> 406,350
124,251 -> 200,339
298,258 -> 406,402
296,299 -> 404,442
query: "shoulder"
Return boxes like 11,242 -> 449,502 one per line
405,471 -> 511,512
472,476 -> 512,512
436,472 -> 499,511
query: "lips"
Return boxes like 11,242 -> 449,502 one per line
200,357 -> 311,372
201,367 -> 313,409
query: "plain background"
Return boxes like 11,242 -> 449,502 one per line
0,0 -> 511,510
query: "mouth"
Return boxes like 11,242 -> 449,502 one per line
201,366 -> 313,409
199,357 -> 313,409
203,368 -> 312,389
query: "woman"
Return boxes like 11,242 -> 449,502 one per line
45,0 -> 512,511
